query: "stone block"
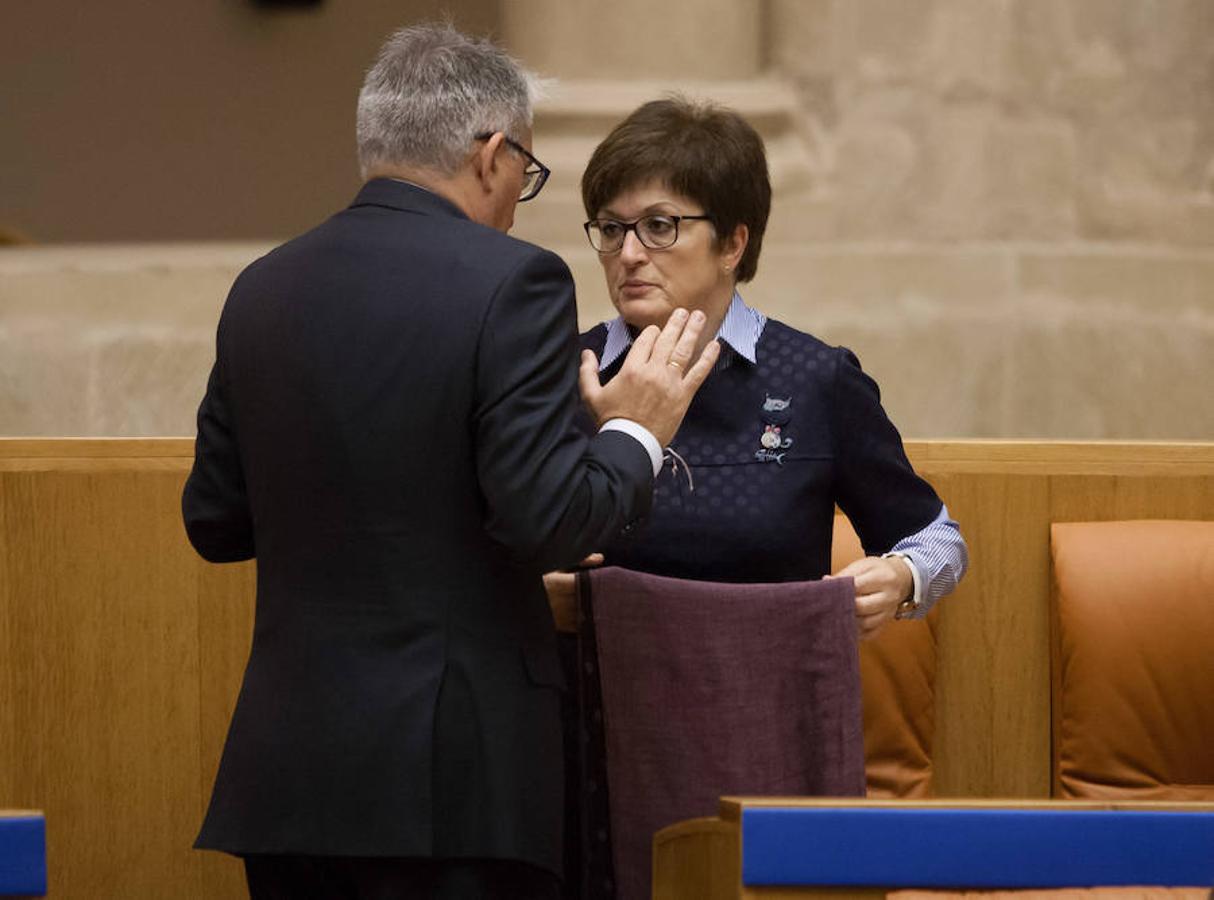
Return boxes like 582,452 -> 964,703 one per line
765,192 -> 843,247
1002,294 -> 1214,439
1010,1 -> 1132,116
1009,0 -> 1214,119
928,0 -> 1015,101
1077,119 -> 1214,245
917,105 -> 1001,240
501,0 -> 762,81
1009,248 -> 1214,438
86,329 -> 215,437
750,244 -> 1014,315
832,0 -> 939,88
830,93 -> 929,239
770,0 -> 835,78
1017,249 -> 1214,317
986,118 -> 1078,239
0,321 -> 93,437
0,244 -> 267,436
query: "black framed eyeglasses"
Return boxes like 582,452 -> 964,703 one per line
583,214 -> 714,253
474,132 -> 550,202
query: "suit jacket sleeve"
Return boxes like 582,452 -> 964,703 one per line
181,348 -> 255,563
473,248 -> 653,571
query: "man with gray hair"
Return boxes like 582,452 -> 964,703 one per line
183,22 -> 717,900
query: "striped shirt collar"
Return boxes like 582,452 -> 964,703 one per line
598,292 -> 767,371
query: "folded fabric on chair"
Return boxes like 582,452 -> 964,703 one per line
578,567 -> 865,900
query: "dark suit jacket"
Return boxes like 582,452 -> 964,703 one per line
182,178 -> 653,875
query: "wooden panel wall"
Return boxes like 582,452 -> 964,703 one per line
1,439 -> 1211,897
0,441 -> 250,898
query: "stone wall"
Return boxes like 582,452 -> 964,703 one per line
777,0 -> 1214,439
4,240 -> 1209,439
767,0 -> 1214,245
1,0 -> 1211,439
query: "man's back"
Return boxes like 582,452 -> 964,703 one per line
218,181 -> 552,588
185,179 -> 653,871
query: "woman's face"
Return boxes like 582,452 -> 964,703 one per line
595,180 -> 744,332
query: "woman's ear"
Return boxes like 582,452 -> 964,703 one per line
723,223 -> 749,273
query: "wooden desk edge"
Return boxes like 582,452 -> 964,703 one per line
0,438 -> 194,458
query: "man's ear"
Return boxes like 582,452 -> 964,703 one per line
471,132 -> 506,194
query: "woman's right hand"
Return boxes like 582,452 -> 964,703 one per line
828,554 -> 914,640
543,553 -> 604,633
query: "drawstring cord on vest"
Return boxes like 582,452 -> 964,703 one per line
663,446 -> 695,493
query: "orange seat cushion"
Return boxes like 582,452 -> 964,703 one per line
834,516 -> 938,798
1050,520 -> 1214,800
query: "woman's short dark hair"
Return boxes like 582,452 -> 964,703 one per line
581,96 -> 771,283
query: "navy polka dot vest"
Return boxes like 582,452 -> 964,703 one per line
580,318 -> 941,584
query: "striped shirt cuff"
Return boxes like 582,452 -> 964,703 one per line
888,504 -> 970,617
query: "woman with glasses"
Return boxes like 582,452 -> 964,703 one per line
549,97 -> 969,896
562,96 -> 967,635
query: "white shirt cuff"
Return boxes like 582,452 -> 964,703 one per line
882,551 -> 924,611
599,418 -> 663,477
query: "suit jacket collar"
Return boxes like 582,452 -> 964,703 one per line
350,177 -> 470,221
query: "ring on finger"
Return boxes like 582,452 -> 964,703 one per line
667,359 -> 683,370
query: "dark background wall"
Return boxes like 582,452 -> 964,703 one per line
1,1 -> 496,243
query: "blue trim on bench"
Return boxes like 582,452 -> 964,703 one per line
0,815 -> 46,896
741,807 -> 1214,888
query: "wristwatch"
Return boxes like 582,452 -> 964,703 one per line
882,551 -> 920,620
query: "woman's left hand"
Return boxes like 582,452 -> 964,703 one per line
827,555 -> 913,640
543,553 -> 604,633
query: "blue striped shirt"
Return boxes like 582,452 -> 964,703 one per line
599,291 -> 766,370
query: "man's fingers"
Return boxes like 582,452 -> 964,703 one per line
625,323 -> 662,365
677,339 -> 720,391
590,310 -> 716,446
650,308 -> 693,364
667,310 -> 710,373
